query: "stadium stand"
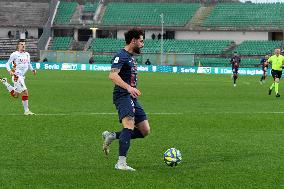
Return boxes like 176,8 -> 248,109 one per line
101,3 -> 200,26
53,1 -> 78,25
0,1 -> 49,27
234,40 -> 283,56
0,38 -> 38,61
89,38 -> 233,55
83,2 -> 99,12
202,3 -> 284,29
104,0 -> 237,3
50,37 -> 73,50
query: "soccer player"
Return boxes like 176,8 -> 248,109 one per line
1,39 -> 36,115
230,52 -> 241,87
268,48 -> 284,97
259,54 -> 269,84
102,29 -> 150,171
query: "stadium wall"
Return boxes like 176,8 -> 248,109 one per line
175,31 -> 268,44
117,30 -> 268,43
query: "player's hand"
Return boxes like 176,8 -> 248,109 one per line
127,86 -> 141,98
32,70 -> 37,75
9,71 -> 13,76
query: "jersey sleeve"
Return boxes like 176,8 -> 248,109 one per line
267,56 -> 272,63
6,52 -> 16,72
111,55 -> 124,69
27,52 -> 34,71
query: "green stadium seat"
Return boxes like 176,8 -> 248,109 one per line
101,3 -> 200,27
203,3 -> 284,29
50,37 -> 73,50
54,2 -> 78,25
89,38 -> 233,55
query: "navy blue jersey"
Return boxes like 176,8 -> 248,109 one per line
230,56 -> 241,69
260,58 -> 268,69
111,49 -> 138,96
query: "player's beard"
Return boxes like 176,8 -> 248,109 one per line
133,46 -> 141,54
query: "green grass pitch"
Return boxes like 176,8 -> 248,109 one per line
1,70 -> 284,188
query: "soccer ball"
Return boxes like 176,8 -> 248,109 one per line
163,148 -> 182,167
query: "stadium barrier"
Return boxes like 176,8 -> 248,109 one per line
0,61 -> 272,76
40,50 -> 195,66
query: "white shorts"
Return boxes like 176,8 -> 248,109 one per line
12,75 -> 27,93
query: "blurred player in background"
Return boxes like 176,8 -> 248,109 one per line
102,29 -> 150,171
259,54 -> 269,84
230,51 -> 241,87
268,48 -> 284,97
1,39 -> 36,115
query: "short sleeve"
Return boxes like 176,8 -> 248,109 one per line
111,56 -> 124,69
267,56 -> 272,63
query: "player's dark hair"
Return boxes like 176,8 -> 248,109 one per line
124,29 -> 144,45
16,39 -> 26,51
18,39 -> 26,43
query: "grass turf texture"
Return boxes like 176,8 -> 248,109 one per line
1,70 -> 284,188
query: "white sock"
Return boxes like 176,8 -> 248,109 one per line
22,100 -> 29,112
118,156 -> 126,164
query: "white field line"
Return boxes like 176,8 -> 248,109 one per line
1,112 -> 284,116
0,112 -> 183,116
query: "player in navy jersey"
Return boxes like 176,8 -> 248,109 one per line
259,54 -> 269,84
230,52 -> 241,87
102,29 -> 150,171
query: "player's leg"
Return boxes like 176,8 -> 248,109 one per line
275,71 -> 281,97
269,70 -> 276,95
102,96 -> 133,155
263,68 -> 267,82
21,89 -> 34,115
108,125 -> 147,140
260,71 -> 264,84
1,77 -> 18,97
102,121 -> 148,154
133,100 -> 150,138
114,100 -> 150,139
102,98 -> 148,155
233,73 -> 238,87
114,116 -> 136,171
16,76 -> 35,115
135,120 -> 150,137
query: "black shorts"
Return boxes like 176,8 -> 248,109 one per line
114,94 -> 147,124
262,67 -> 268,73
232,68 -> 238,74
271,69 -> 282,80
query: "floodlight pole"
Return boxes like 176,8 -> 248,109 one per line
160,13 -> 164,65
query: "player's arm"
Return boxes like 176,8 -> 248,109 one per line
6,53 -> 15,75
267,56 -> 272,64
27,53 -> 36,75
109,68 -> 141,98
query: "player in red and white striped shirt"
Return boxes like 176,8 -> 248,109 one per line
1,40 -> 37,115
